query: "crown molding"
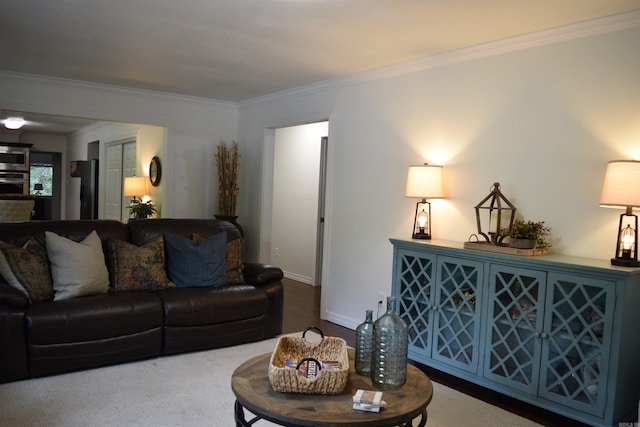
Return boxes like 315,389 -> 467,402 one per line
0,70 -> 237,111
239,10 -> 640,109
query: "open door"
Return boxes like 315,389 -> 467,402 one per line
315,136 -> 328,286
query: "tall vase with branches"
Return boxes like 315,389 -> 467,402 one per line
214,141 -> 240,217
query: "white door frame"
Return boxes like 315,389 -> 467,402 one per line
259,116 -> 334,292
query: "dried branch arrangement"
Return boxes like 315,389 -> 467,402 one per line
214,141 -> 240,216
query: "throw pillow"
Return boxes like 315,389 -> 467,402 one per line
107,236 -> 175,292
0,238 -> 53,303
193,232 -> 244,284
45,230 -> 110,301
164,232 -> 226,288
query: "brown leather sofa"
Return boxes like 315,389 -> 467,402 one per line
0,218 -> 283,383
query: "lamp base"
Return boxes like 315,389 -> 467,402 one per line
611,258 -> 640,267
412,233 -> 431,240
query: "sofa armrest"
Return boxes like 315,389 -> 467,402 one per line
0,283 -> 30,308
242,263 -> 284,337
242,263 -> 284,286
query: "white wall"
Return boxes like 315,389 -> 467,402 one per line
0,73 -> 238,219
272,122 -> 327,284
238,25 -> 640,329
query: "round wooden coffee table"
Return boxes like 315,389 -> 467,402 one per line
231,348 -> 432,426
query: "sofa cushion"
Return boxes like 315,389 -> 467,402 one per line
45,231 -> 110,301
26,292 -> 163,344
0,238 -> 53,303
164,232 -> 226,288
193,232 -> 244,284
106,236 -> 175,292
156,284 -> 267,326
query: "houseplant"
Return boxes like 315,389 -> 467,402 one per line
501,219 -> 551,250
128,199 -> 157,219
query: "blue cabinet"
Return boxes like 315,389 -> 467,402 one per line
391,238 -> 640,427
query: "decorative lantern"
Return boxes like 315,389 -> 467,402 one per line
474,182 -> 516,245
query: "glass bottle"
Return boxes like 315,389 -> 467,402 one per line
371,296 -> 408,390
355,309 -> 374,375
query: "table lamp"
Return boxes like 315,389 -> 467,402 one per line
124,176 -> 149,201
600,160 -> 640,267
405,164 -> 445,239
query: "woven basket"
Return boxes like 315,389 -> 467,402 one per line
268,327 -> 349,394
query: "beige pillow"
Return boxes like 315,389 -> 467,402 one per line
45,230 -> 110,301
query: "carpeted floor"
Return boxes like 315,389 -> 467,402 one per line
0,334 -> 541,426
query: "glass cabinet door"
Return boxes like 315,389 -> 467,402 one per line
433,256 -> 483,373
539,273 -> 614,416
394,249 -> 437,356
484,265 -> 546,394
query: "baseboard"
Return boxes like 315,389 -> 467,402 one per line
282,271 -> 312,285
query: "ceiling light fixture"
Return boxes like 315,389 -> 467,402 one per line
4,117 -> 25,130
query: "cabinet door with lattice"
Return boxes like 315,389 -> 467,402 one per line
484,264 -> 547,394
539,273 -> 614,417
433,256 -> 483,373
393,249 -> 436,359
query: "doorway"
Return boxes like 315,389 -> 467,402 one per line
268,121 -> 328,286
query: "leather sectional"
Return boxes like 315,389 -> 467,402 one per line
0,218 -> 283,383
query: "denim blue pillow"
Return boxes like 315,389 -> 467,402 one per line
164,232 -> 227,288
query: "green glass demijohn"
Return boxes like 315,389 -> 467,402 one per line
370,296 -> 408,390
355,309 -> 374,375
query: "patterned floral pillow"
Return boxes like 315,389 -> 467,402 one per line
107,236 -> 175,292
192,232 -> 244,284
0,238 -> 53,303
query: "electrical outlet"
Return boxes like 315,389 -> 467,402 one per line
274,247 -> 279,257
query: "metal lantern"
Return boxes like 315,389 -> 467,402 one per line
474,182 -> 516,245
612,211 -> 639,267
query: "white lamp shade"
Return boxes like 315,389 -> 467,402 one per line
124,176 -> 149,197
405,164 -> 445,198
600,160 -> 640,208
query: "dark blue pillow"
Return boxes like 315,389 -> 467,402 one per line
164,232 -> 227,288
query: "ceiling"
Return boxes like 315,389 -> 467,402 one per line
1,0 -> 639,135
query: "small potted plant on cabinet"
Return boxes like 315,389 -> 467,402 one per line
128,199 -> 157,220
502,219 -> 551,251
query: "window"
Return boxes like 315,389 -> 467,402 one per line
30,163 -> 53,196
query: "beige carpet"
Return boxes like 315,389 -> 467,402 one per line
0,334 -> 541,426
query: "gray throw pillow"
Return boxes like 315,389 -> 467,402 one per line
45,230 -> 110,301
164,232 -> 226,288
